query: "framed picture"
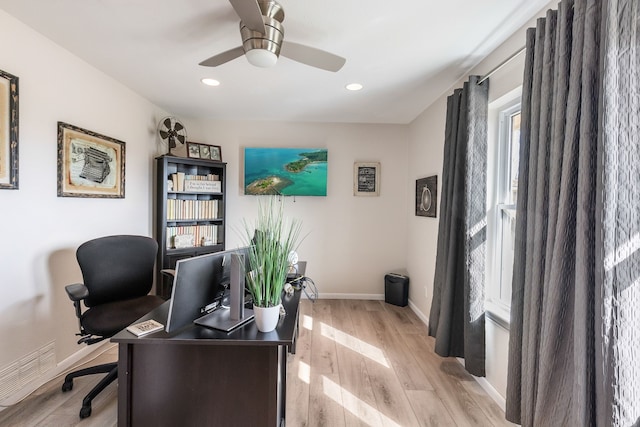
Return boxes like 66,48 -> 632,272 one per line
187,142 -> 222,161
57,122 -> 125,198
0,68 -> 19,190
187,142 -> 201,159
244,147 -> 327,196
199,144 -> 211,159
210,145 -> 222,161
416,175 -> 437,217
353,162 -> 380,196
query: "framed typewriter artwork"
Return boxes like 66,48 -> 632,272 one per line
57,122 -> 125,198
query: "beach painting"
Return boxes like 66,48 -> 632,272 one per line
244,147 -> 328,196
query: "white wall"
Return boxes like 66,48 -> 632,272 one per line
182,119 -> 410,297
406,95 -> 447,320
0,10 -> 166,381
0,10 -> 410,402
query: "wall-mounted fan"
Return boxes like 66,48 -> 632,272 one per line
199,0 -> 346,72
157,117 -> 187,156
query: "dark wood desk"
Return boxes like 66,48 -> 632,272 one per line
112,290 -> 300,427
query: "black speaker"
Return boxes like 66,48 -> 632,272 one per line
384,273 -> 409,307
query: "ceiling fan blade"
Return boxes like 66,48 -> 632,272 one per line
280,41 -> 346,72
199,46 -> 245,67
229,0 -> 266,33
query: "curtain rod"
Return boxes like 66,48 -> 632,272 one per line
478,46 -> 526,84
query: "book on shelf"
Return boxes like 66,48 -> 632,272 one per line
126,319 -> 164,337
169,172 -> 186,192
169,173 -> 220,193
166,224 -> 218,249
166,199 -> 219,221
185,173 -> 219,181
177,172 -> 185,192
184,179 -> 221,193
171,174 -> 178,192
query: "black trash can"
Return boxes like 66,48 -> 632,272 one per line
384,273 -> 409,307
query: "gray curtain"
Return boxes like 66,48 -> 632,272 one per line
428,75 -> 488,377
506,0 -> 640,425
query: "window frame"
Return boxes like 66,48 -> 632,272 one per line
486,95 -> 521,327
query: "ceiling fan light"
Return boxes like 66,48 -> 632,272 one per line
246,48 -> 278,68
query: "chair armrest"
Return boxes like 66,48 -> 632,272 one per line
160,269 -> 176,278
65,283 -> 89,302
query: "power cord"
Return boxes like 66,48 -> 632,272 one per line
286,276 -> 318,302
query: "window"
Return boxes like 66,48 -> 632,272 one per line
487,98 -> 521,323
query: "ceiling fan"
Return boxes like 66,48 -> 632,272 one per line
199,0 -> 346,72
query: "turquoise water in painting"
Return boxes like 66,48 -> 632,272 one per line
244,148 -> 328,196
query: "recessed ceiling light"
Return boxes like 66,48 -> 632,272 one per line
201,78 -> 220,87
345,83 -> 363,91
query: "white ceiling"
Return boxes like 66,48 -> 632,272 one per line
0,0 -> 548,124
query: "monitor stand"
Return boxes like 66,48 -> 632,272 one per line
194,307 -> 254,332
194,253 -> 255,332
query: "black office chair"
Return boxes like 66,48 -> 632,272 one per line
62,235 -> 164,419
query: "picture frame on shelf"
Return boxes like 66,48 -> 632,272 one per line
210,145 -> 222,161
187,142 -> 201,159
353,162 -> 380,196
57,122 -> 125,198
415,175 -> 437,217
0,68 -> 19,190
199,144 -> 211,159
187,142 -> 222,161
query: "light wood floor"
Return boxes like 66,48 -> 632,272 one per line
0,299 -> 514,426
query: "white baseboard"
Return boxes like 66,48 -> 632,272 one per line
312,293 -> 385,300
475,376 -> 506,411
410,303 -> 505,411
408,299 -> 429,327
0,341 -> 113,408
301,294 -> 430,327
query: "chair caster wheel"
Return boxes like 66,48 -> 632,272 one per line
79,405 -> 92,419
61,380 -> 73,392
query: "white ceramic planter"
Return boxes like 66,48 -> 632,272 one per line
253,305 -> 281,332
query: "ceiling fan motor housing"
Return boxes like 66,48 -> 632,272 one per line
240,1 -> 285,65
199,0 -> 344,72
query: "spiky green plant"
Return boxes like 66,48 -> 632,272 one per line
242,196 -> 303,307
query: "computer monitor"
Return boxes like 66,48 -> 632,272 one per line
194,250 -> 255,332
165,246 -> 250,333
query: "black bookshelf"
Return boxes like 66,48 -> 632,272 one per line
155,155 -> 226,299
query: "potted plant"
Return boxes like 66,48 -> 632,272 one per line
241,196 -> 303,332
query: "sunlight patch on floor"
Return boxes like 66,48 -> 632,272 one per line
320,322 -> 389,368
297,360 -> 311,384
302,314 -> 314,331
322,376 -> 402,427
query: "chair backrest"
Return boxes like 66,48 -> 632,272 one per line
76,235 -> 158,307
